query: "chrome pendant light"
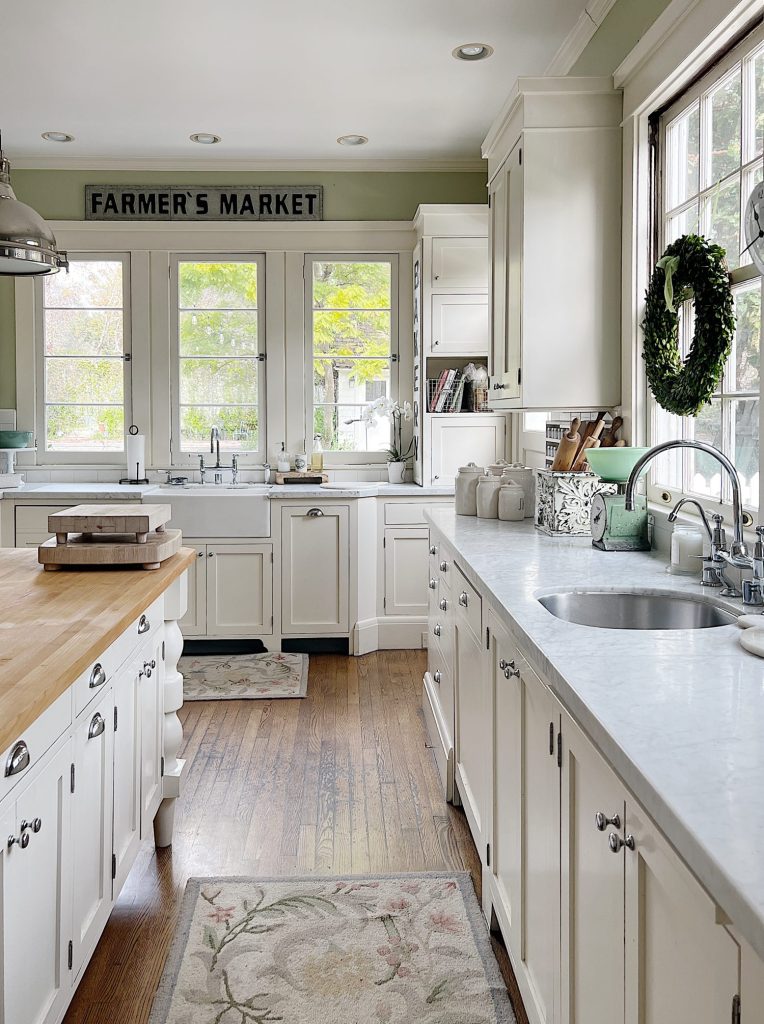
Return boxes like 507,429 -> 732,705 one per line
0,133 -> 67,276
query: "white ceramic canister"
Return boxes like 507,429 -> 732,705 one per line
476,472 -> 502,519
498,481 -> 525,521
455,462 -> 485,516
501,464 -> 535,519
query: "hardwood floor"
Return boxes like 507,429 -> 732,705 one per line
63,650 -> 528,1024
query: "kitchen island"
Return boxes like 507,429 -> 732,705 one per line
0,547 -> 195,1024
425,508 -> 764,1024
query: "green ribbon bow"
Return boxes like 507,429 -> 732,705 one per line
656,254 -> 681,313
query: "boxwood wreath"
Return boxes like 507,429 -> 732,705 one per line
642,233 -> 735,417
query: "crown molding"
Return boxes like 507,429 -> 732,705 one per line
9,155 -> 487,174
544,0 -> 618,76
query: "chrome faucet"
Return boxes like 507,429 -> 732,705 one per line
625,440 -> 748,561
210,426 -> 221,468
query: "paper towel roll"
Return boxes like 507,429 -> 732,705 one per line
126,433 -> 146,481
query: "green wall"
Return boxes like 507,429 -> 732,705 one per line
0,169 -> 487,408
571,0 -> 674,76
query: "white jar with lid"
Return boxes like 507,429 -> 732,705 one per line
489,458 -> 510,477
498,481 -> 525,521
476,472 -> 502,519
500,464 -> 535,519
455,462 -> 484,516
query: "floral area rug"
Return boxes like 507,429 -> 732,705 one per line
180,653 -> 308,700
149,874 -> 515,1024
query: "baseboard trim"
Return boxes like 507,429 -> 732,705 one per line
353,616 -> 428,654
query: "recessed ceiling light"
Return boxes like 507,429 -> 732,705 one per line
452,43 -> 494,61
41,131 -> 74,143
190,132 -> 221,145
337,134 -> 368,147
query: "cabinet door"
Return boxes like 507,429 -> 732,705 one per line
625,798 -> 739,1024
384,527 -> 429,616
430,295 -> 489,355
72,689 -> 115,976
207,543 -> 273,636
1,739 -> 73,1024
139,631 -> 164,837
489,616 -> 522,962
281,505 -> 349,634
112,657 -> 142,895
179,544 -> 206,636
560,712 -> 625,1024
429,415 -> 506,486
489,144 -> 522,401
454,612 -> 489,850
521,658 -> 561,1024
432,236 -> 488,290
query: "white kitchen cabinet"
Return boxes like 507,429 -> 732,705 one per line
112,654 -> 141,896
138,630 -> 164,837
383,527 -> 429,616
429,295 -> 489,356
520,653 -> 561,1024
488,612 -> 522,964
427,414 -> 506,486
71,689 -> 114,977
624,796 -> 739,1024
207,543 -> 273,635
423,536 -> 455,799
483,78 -> 622,410
431,235 -> 488,290
560,712 -> 625,1024
281,505 -> 349,634
454,565 -> 490,853
179,544 -> 207,636
0,738 -> 73,1024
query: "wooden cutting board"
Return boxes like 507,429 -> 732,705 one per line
48,503 -> 171,543
38,528 -> 182,571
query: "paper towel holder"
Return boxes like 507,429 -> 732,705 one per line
119,424 -> 149,485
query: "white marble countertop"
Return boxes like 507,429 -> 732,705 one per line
425,507 -> 764,961
1,482 -> 454,501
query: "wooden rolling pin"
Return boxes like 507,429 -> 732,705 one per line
573,437 -> 601,472
572,415 -> 607,466
551,418 -> 581,471
600,416 -> 623,447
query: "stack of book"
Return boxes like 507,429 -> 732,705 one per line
427,369 -> 465,413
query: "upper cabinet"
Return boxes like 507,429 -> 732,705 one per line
431,236 -> 488,291
482,77 -> 623,410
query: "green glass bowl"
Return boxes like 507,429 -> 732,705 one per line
584,446 -> 651,483
0,430 -> 34,449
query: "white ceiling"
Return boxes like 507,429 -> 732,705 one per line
3,0 -> 588,168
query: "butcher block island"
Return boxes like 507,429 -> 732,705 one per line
0,546 -> 195,1024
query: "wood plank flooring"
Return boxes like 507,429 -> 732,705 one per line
63,650 -> 528,1024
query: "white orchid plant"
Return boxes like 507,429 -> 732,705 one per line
362,397 -> 414,463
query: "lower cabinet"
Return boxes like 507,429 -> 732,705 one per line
0,738 -> 73,1024
72,688 -> 115,977
383,527 -> 430,616
112,652 -> 142,895
180,541 -> 273,638
281,505 -> 349,634
138,630 -> 165,838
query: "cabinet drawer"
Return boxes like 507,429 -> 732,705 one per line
14,505 -> 68,546
385,502 -> 428,525
454,563 -> 482,641
0,687 -> 72,805
74,596 -> 163,717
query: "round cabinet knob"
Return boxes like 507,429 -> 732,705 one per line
198,550 -> 204,558
433,671 -> 442,684
20,832 -> 29,849
608,832 -> 635,854
499,659 -> 507,671
7,835 -> 18,849
595,811 -> 621,832
429,579 -> 437,590
21,817 -> 42,834
504,662 -> 520,679
208,551 -> 214,557
150,659 -> 156,669
434,624 -> 441,637
458,591 -> 468,607
439,561 -> 448,572
143,661 -> 153,678
439,598 -> 448,611
429,545 -> 437,556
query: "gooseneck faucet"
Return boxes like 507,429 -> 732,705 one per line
210,426 -> 221,468
624,440 -> 748,561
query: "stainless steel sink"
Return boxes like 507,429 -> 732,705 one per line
538,590 -> 737,630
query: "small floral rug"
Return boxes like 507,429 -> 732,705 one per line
180,653 -> 308,700
149,874 -> 515,1024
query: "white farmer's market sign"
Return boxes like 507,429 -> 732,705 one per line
84,185 -> 323,221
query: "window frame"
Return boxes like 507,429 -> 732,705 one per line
649,21 -> 764,512
169,252 -> 267,467
34,251 -> 133,465
304,252 -> 399,465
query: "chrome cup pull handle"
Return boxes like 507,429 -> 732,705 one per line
88,713 -> 106,740
89,663 -> 107,689
306,508 -> 324,517
5,740 -> 30,778
137,614 -> 150,634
